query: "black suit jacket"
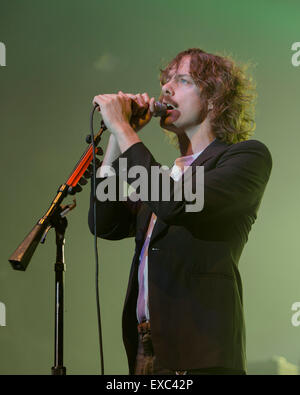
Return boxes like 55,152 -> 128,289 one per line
88,138 -> 272,374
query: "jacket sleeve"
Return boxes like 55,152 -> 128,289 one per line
110,139 -> 272,227
88,174 -> 141,240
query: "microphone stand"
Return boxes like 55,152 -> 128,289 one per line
8,121 -> 106,375
51,204 -> 69,376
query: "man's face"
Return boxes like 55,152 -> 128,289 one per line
160,55 -> 208,133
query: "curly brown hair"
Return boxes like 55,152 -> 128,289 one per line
159,48 -> 257,145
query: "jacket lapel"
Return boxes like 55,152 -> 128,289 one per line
190,137 -> 230,168
148,138 -> 230,245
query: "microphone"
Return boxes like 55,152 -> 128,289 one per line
152,101 -> 167,117
131,100 -> 167,117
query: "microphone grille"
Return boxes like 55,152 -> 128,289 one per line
153,102 -> 167,117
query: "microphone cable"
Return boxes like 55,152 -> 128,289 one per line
90,104 -> 105,375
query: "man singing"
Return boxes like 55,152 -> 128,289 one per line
89,48 -> 272,375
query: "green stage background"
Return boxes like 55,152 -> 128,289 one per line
1,0 -> 299,374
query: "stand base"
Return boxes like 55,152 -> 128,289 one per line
51,366 -> 66,375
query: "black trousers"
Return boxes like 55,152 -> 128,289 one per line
134,332 -> 246,375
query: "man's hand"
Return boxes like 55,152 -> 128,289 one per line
121,92 -> 156,132
93,91 -> 155,134
93,92 -> 132,135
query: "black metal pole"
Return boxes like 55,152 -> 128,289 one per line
51,215 -> 67,375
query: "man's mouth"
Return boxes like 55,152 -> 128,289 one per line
164,103 -> 179,115
166,103 -> 176,110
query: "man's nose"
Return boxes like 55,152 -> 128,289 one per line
161,81 -> 174,96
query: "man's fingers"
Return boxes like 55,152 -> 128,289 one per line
93,96 -> 100,110
140,93 -> 155,113
116,92 -> 152,106
135,93 -> 146,107
94,92 -> 153,115
120,92 -> 136,100
141,92 -> 150,103
141,93 -> 156,113
149,97 -> 155,113
93,95 -> 107,111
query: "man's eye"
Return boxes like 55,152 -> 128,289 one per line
180,78 -> 188,83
